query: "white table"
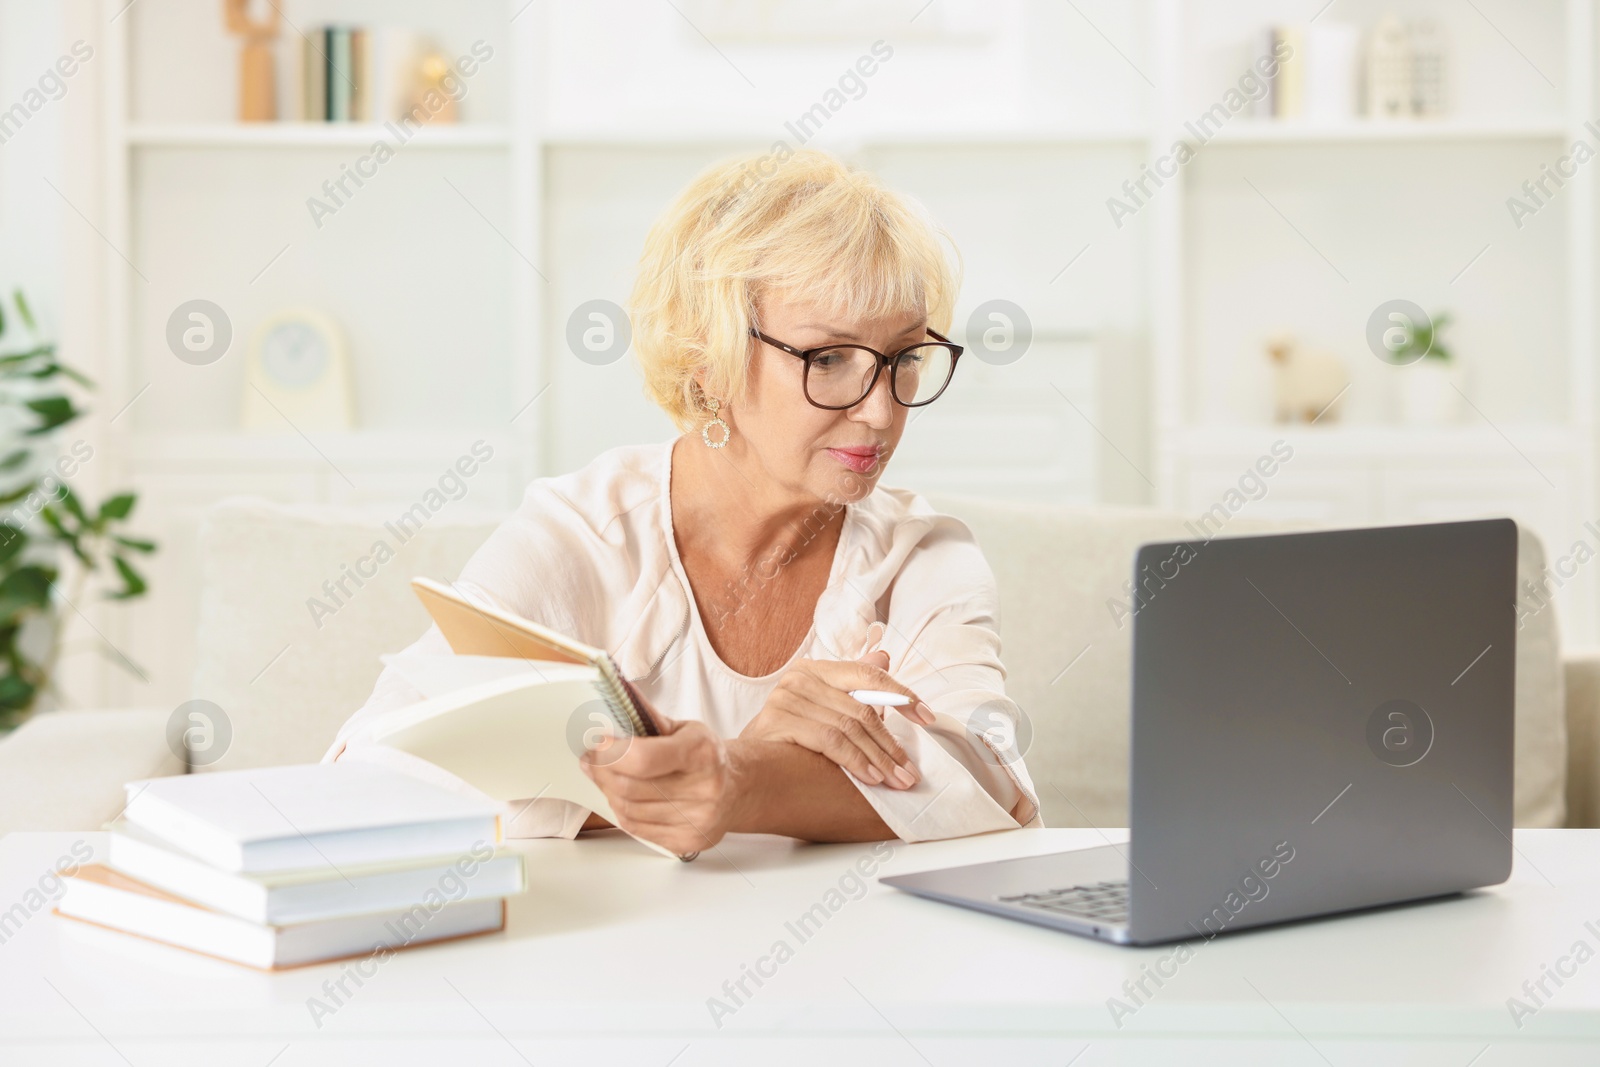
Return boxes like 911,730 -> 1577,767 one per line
2,827 -> 1599,1065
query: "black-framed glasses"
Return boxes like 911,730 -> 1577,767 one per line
749,326 -> 964,410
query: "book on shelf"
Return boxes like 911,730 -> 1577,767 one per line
328,27 -> 351,121
1273,25 -> 1306,120
349,28 -> 368,121
56,864 -> 506,971
297,25 -> 429,125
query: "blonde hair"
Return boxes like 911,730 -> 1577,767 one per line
628,148 -> 960,432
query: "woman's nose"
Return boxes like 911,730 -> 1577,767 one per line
851,370 -> 896,425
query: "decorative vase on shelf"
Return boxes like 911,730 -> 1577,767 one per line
224,0 -> 280,123
1365,14 -> 1411,119
1397,360 -> 1463,425
1410,19 -> 1447,117
1385,309 -> 1458,425
1266,333 -> 1349,424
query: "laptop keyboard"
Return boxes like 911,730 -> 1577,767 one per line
998,879 -> 1129,924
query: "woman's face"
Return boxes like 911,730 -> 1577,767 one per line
717,294 -> 926,507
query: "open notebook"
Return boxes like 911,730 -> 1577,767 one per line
348,578 -> 691,861
411,576 -> 659,739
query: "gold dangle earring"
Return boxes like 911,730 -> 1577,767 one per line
701,395 -> 730,449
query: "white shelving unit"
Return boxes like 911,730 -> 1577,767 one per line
1148,0 -> 1599,643
83,0 -> 1128,710
540,123 -> 1148,147
88,0 -> 543,709
1201,117 -> 1568,142
124,123 -> 515,147
68,0 -> 1600,712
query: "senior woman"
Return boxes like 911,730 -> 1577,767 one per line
326,149 -> 1041,857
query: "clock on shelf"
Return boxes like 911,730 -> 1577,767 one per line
240,309 -> 354,432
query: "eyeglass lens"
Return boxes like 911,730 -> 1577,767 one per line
806,345 -> 954,407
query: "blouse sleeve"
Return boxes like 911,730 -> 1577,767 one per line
321,480 -> 605,841
846,513 -> 1043,843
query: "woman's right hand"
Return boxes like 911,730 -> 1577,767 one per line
739,649 -> 935,789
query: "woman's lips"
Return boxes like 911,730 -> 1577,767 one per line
827,447 -> 880,474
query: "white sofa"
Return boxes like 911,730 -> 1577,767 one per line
3,493 -> 1596,835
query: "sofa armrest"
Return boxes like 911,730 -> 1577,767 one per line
1565,650 -> 1600,828
0,709 -> 181,837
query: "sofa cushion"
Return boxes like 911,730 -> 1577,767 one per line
191,497 -> 501,772
0,709 -> 182,834
194,494 -> 1566,829
925,494 -> 1566,830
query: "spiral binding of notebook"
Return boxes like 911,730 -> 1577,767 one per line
592,654 -> 658,738
407,576 -> 690,859
596,653 -> 689,858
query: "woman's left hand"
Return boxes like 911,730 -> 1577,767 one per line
578,687 -> 739,857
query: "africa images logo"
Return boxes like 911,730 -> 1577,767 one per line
1366,699 -> 1434,768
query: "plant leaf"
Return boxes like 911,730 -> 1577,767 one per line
108,555 -> 147,600
56,484 -> 89,525
0,347 -> 53,367
37,505 -> 88,565
97,493 -> 136,522
38,503 -> 72,537
13,291 -> 35,332
112,534 -> 156,553
0,565 -> 55,619
56,363 -> 94,388
0,671 -> 36,713
0,524 -> 27,567
0,449 -> 31,473
25,361 -> 94,388
0,482 -> 38,506
22,396 -> 78,436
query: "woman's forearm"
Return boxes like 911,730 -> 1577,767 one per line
577,739 -> 897,843
725,738 -> 895,842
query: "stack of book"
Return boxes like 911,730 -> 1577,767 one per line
55,763 -> 524,970
299,26 -> 436,124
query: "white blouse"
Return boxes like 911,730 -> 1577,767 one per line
324,438 -> 1042,843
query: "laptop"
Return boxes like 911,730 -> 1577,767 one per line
881,518 -> 1518,945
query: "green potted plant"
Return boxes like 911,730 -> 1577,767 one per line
1392,311 -> 1459,425
0,290 -> 156,733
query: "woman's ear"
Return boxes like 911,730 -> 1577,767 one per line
690,367 -> 714,403
690,369 -> 730,416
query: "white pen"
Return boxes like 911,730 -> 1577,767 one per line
849,689 -> 910,706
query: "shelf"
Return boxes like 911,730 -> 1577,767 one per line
131,122 -> 1145,151
125,429 -> 517,465
126,118 -> 1559,152
541,122 -> 1147,147
1198,118 -> 1568,144
123,123 -> 513,149
1168,423 -> 1580,458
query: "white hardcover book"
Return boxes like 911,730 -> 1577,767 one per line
299,32 -> 326,121
57,865 -> 505,971
1273,25 -> 1306,120
120,762 -> 502,874
371,27 -> 424,126
1304,23 -> 1360,122
107,820 -> 526,926
1248,26 -> 1276,121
